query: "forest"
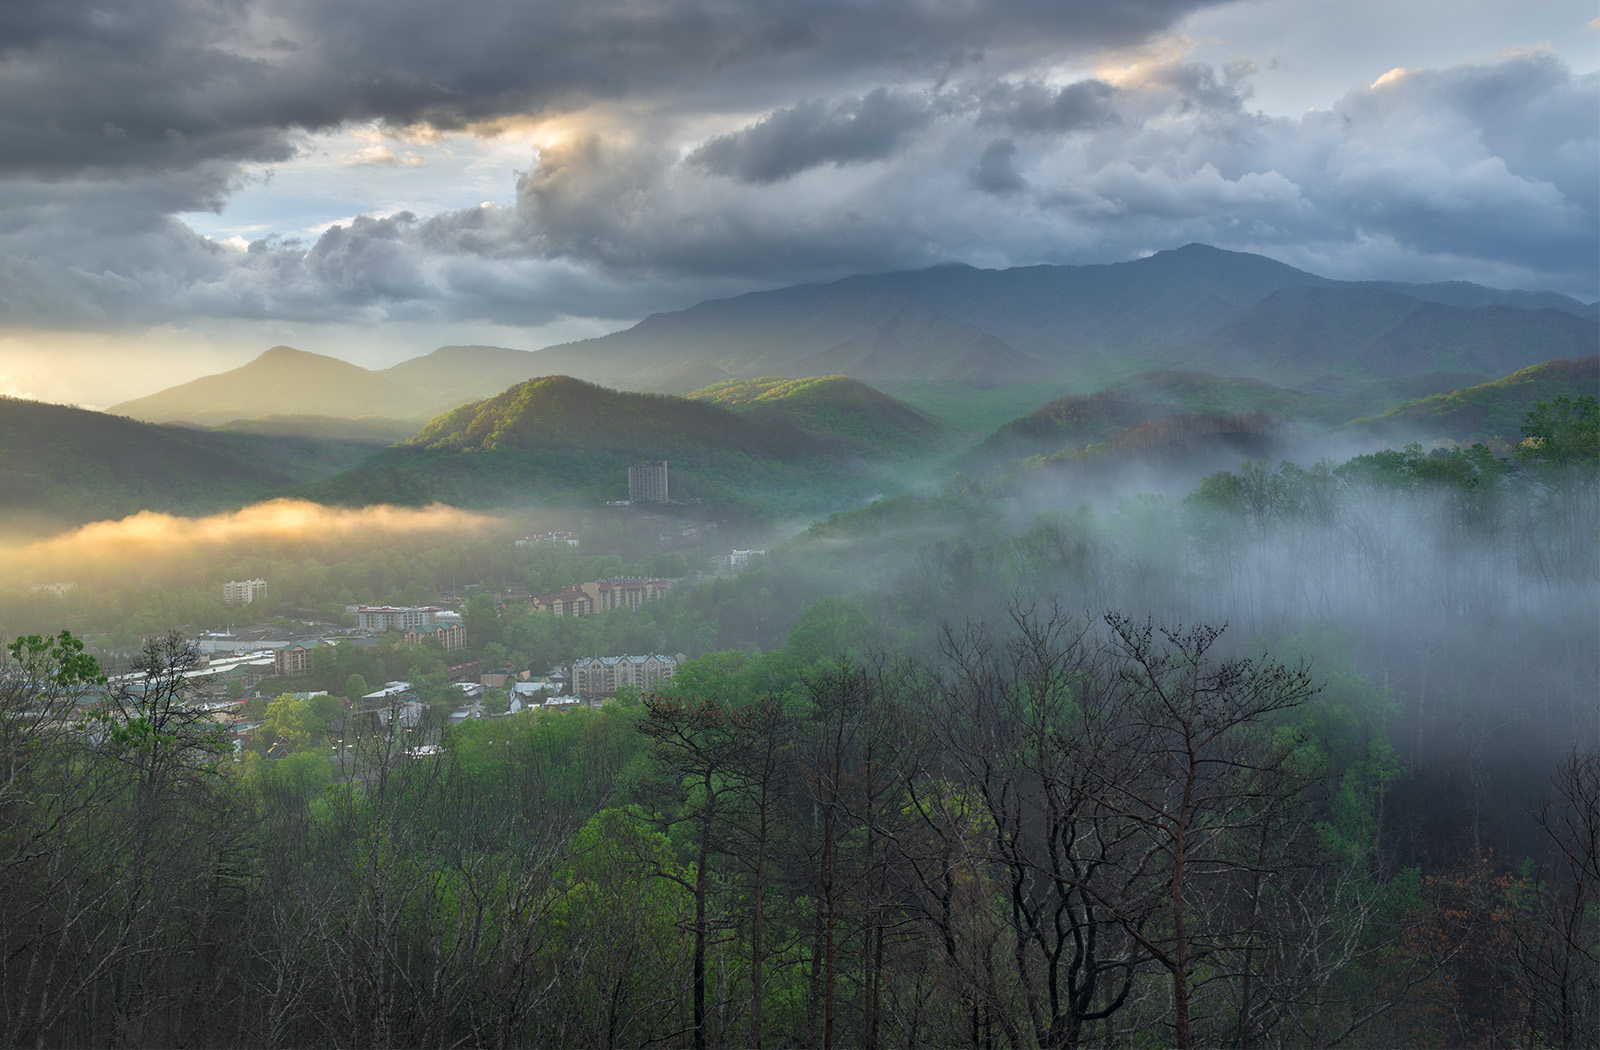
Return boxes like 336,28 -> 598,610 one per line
0,395 -> 1596,1048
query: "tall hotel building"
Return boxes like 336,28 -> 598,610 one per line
628,460 -> 669,503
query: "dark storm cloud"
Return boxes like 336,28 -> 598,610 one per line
979,79 -> 1121,134
972,139 -> 1028,195
0,0 -> 1593,334
0,0 -> 1224,180
688,89 -> 935,183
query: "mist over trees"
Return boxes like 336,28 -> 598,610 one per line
0,395 -> 1595,1047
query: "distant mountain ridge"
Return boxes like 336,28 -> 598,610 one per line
452,244 -> 1600,397
110,344 -> 549,426
111,244 -> 1598,428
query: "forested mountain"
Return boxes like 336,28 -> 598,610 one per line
108,346 -> 429,425
378,344 -> 547,413
526,243 -> 1595,394
1351,355 -> 1600,443
685,375 -> 955,457
109,246 -> 1597,429
526,283 -> 1048,391
0,396 -> 400,527
295,375 -> 882,511
111,344 -> 553,427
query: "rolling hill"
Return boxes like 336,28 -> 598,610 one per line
295,376 -> 884,513
685,376 -> 954,457
1350,356 -> 1600,444
0,396 -> 401,528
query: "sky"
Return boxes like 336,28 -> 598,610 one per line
0,0 -> 1595,408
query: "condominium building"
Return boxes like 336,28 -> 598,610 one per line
569,653 -> 683,698
223,578 -> 267,605
596,577 -> 674,611
528,586 -> 595,617
628,460 -> 669,503
356,605 -> 443,631
402,622 -> 466,652
529,577 -> 675,616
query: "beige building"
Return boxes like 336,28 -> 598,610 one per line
529,577 -> 674,617
403,622 -> 466,652
224,578 -> 267,605
273,642 -> 320,677
569,653 -> 683,699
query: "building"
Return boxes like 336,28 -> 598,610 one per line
726,549 -> 765,571
402,621 -> 466,652
358,682 -> 424,728
529,578 -> 674,616
528,585 -> 595,617
568,653 -> 683,699
516,531 -> 580,548
357,605 -> 443,631
628,460 -> 669,503
273,643 -> 320,678
595,577 -> 674,611
223,578 -> 267,605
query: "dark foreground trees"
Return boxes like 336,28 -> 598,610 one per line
1511,746 -> 1600,1048
0,611 -> 1592,1047
893,609 -> 1348,1048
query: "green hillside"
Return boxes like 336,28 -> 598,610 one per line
967,392 -> 1164,465
213,414 -> 419,445
1351,357 -> 1600,443
298,376 -> 879,513
1102,371 -> 1357,422
0,397 -> 386,527
686,375 -> 954,457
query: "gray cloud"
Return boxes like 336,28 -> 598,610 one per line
980,79 -> 1121,134
972,139 -> 1028,195
688,89 -> 935,183
0,2 -> 1592,341
0,0 -> 1223,181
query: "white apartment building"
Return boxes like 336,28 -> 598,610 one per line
223,579 -> 267,605
356,605 -> 443,631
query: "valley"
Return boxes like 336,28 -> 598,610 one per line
2,244 -> 1596,1048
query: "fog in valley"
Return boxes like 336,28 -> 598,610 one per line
3,399 -> 1594,1047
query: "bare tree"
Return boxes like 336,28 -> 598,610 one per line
1513,746 -> 1600,1048
1093,614 -> 1320,1049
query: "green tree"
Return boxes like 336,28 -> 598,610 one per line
465,593 -> 505,652
1519,394 -> 1599,466
262,695 -> 315,749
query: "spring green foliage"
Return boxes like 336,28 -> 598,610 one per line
1356,357 -> 1599,444
1518,392 -> 1600,466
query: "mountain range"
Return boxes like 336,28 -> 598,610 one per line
7,242 -> 1590,531
108,244 -> 1598,430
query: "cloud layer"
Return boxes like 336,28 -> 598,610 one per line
0,0 -> 1594,354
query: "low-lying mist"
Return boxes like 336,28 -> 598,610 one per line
0,499 -> 505,589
